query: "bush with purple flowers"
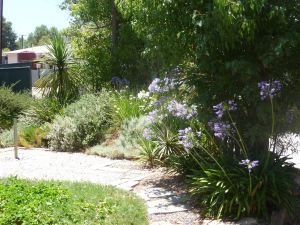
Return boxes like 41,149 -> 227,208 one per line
140,77 -> 297,221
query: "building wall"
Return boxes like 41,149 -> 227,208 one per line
7,54 -> 18,64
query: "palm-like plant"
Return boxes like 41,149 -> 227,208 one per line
36,34 -> 80,104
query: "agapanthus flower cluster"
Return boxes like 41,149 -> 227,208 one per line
148,77 -> 176,93
213,100 -> 237,119
178,127 -> 195,151
239,159 -> 259,173
143,128 -> 153,141
228,100 -> 238,111
167,100 -> 197,119
209,122 -> 231,140
111,76 -> 130,87
152,96 -> 169,108
147,110 -> 160,123
213,102 -> 224,119
258,80 -> 282,100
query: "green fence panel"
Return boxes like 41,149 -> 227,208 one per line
0,64 -> 32,92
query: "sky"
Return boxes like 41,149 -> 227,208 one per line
3,0 -> 71,38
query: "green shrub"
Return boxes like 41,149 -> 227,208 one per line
24,97 -> 63,124
48,93 -> 113,152
90,116 -> 149,159
0,86 -> 32,130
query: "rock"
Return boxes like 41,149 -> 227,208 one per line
148,203 -> 187,214
237,217 -> 258,225
150,222 -> 173,225
146,187 -> 176,198
270,209 -> 286,225
202,218 -> 258,225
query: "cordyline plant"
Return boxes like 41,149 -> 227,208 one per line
35,34 -> 81,105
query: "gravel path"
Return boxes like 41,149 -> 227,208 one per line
0,148 -> 200,225
0,148 -> 149,189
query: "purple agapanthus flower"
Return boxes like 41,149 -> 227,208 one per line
213,102 -> 224,119
167,100 -> 197,119
111,76 -> 122,85
228,100 -> 237,111
258,80 -> 282,100
163,77 -> 176,91
210,122 -> 231,140
213,100 -> 237,119
148,77 -> 176,93
239,159 -> 259,173
148,78 -> 161,93
121,78 -> 130,86
147,110 -> 159,123
143,128 -> 153,140
152,96 -> 169,107
178,127 -> 194,152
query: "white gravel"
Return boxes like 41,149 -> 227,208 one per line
0,148 -> 151,189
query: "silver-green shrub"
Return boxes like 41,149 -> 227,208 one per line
47,92 -> 113,152
0,129 -> 14,147
90,116 -> 150,159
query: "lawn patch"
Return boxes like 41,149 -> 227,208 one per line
0,177 -> 148,225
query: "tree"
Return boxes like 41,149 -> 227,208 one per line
36,34 -> 80,104
61,0 -> 149,90
120,0 -> 300,154
2,17 -> 17,50
26,25 -> 59,47
189,0 -> 300,153
118,0 -> 197,73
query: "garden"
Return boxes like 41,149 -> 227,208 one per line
1,0 -> 300,224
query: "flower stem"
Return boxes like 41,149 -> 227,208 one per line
248,171 -> 252,195
227,111 -> 248,158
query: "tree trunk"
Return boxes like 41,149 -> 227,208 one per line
111,0 -> 119,77
111,0 -> 118,53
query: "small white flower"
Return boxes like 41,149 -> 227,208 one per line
137,90 -> 150,99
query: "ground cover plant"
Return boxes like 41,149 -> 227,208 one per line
0,177 -> 148,225
89,88 -> 151,159
89,116 -> 150,159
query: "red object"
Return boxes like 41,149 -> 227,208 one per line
17,52 -> 37,69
